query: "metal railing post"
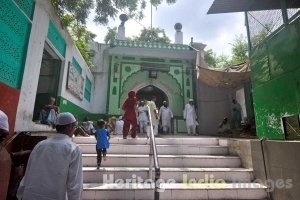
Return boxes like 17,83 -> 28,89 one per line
147,106 -> 160,200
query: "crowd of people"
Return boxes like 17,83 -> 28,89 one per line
0,93 -> 247,199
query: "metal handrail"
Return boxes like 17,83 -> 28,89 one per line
147,105 -> 160,200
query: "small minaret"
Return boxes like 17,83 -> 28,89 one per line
117,14 -> 128,40
174,23 -> 183,44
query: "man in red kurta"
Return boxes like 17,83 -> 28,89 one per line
122,91 -> 138,139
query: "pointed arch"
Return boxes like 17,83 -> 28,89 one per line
119,71 -> 183,116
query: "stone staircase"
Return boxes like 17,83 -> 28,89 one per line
73,136 -> 267,200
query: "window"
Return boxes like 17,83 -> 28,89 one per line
149,71 -> 157,79
84,77 -> 92,102
72,57 -> 82,74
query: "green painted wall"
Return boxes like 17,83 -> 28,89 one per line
106,55 -> 194,117
251,16 -> 300,140
57,96 -> 104,122
47,21 -> 66,57
0,0 -> 33,88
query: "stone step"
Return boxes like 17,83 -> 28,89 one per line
82,154 -> 241,168
83,167 -> 253,183
79,144 -> 228,155
73,136 -> 220,146
82,183 -> 267,200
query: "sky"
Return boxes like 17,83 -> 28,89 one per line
86,0 -> 247,56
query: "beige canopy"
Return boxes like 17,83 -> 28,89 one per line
198,63 -> 251,88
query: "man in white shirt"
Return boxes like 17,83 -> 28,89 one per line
137,101 -> 149,134
218,117 -> 231,134
147,96 -> 159,136
17,112 -> 83,200
232,99 -> 242,129
115,116 -> 124,135
183,99 -> 198,135
159,101 -> 173,134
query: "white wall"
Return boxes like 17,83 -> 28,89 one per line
59,42 -> 95,113
90,43 -> 110,113
15,0 -> 96,131
108,47 -> 197,60
15,1 -> 50,131
197,80 -> 232,134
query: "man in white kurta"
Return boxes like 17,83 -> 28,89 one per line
159,101 -> 173,134
232,99 -> 242,128
17,112 -> 83,200
147,96 -> 159,136
115,116 -> 124,135
138,101 -> 149,134
183,99 -> 197,135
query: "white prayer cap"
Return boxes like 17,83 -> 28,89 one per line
56,112 -> 76,125
0,110 -> 9,132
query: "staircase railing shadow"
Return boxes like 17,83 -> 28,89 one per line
147,105 -> 160,200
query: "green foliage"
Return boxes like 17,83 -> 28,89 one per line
251,23 -> 273,47
93,0 -> 177,25
104,26 -> 171,44
216,54 -> 231,68
204,50 -> 231,68
72,24 -> 96,67
251,29 -> 269,47
230,34 -> 248,65
51,0 -> 177,67
135,27 -> 171,43
59,12 -> 96,67
204,34 -> 249,68
104,27 -> 117,44
50,0 -> 94,24
51,0 -> 177,26
204,49 -> 217,68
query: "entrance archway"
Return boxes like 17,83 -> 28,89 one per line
136,85 -> 168,109
118,71 -> 183,116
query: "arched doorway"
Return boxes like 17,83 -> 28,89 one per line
136,85 -> 168,109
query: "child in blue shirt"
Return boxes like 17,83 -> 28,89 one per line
95,119 -> 110,169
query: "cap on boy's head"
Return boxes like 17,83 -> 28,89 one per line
56,112 -> 76,125
0,110 -> 9,132
189,99 -> 194,102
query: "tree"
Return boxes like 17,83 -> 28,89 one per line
135,27 -> 171,43
204,49 -> 217,68
230,34 -> 248,65
51,0 -> 177,26
216,54 -> 231,68
204,49 -> 231,68
60,14 -> 96,67
104,27 -> 171,44
104,27 -> 117,44
50,0 -> 177,67
50,0 -> 94,25
94,0 -> 176,24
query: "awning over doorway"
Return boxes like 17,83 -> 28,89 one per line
198,63 -> 250,88
207,0 -> 300,14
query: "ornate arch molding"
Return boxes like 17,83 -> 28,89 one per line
120,71 -> 183,116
